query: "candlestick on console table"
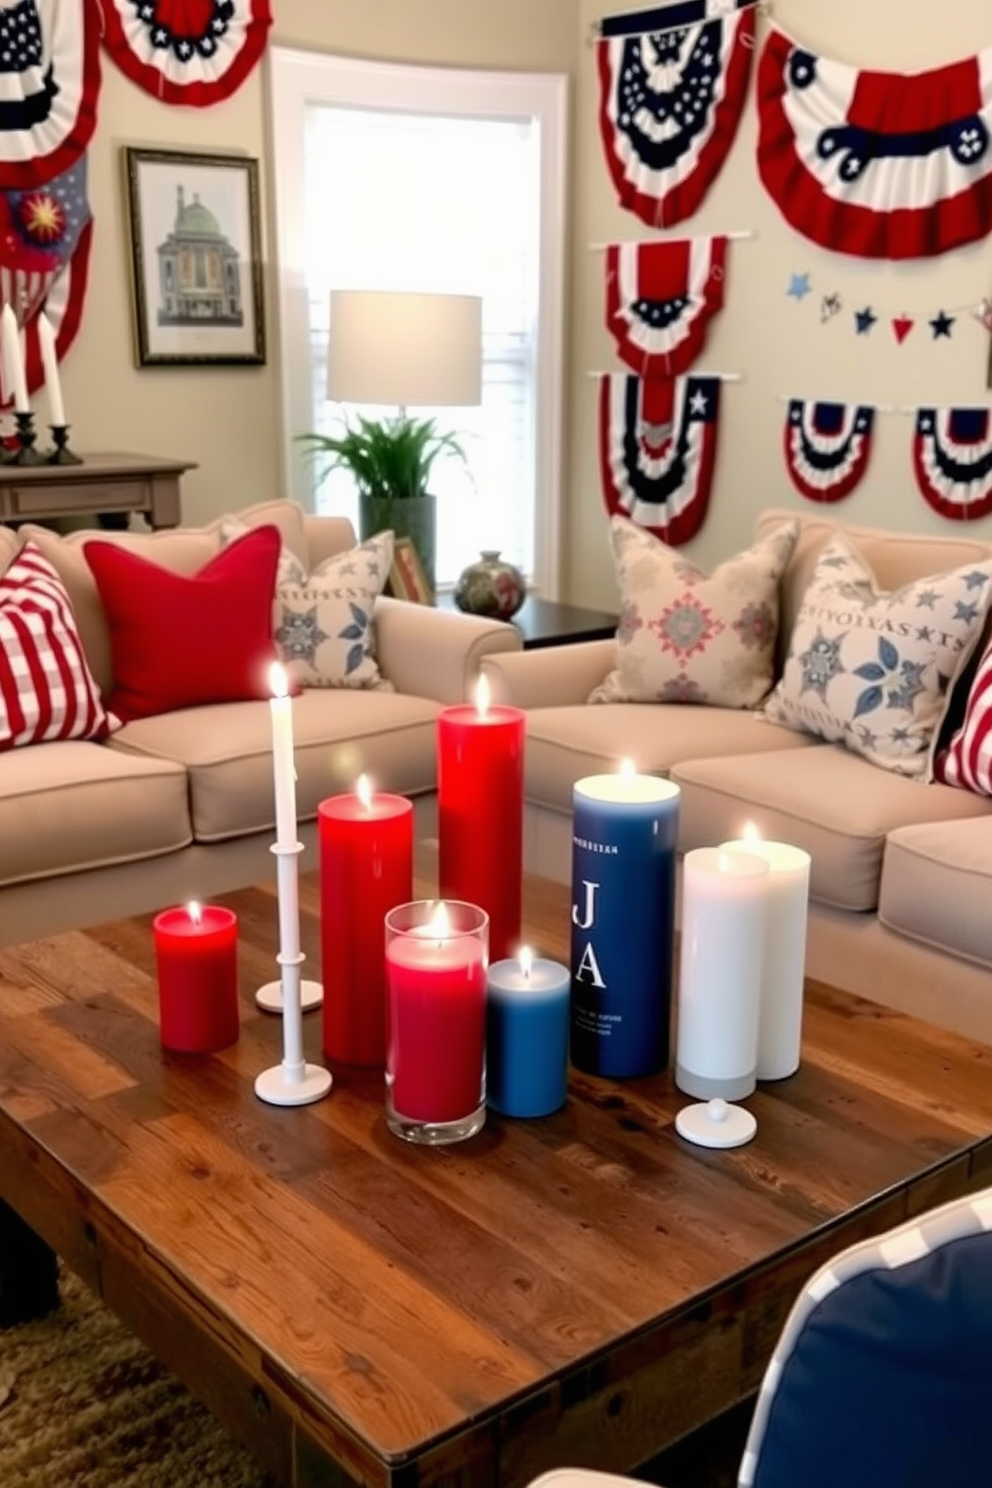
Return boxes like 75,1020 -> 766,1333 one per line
0,303 -> 28,414
47,425 -> 83,466
37,312 -> 65,426
10,410 -> 43,466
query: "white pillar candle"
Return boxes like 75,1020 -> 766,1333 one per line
268,662 -> 297,850
37,312 -> 65,426
0,303 -> 28,413
676,847 -> 769,1101
721,831 -> 811,1081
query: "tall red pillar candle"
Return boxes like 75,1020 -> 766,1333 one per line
318,777 -> 413,1066
438,678 -> 525,962
153,902 -> 240,1053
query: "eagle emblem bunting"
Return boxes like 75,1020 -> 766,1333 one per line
758,26 -> 992,258
0,0 -> 99,189
913,406 -> 992,520
98,0 -> 271,106
783,399 -> 875,503
597,0 -> 756,228
605,235 -> 727,377
598,373 -> 721,545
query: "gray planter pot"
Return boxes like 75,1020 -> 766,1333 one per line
359,492 -> 436,592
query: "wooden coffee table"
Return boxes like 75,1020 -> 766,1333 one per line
1,862 -> 992,1488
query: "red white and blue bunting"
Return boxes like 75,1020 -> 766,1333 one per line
597,0 -> 756,229
913,406 -> 992,520
598,372 -> 721,545
0,0 -> 100,190
757,26 -> 992,259
605,234 -> 727,377
98,0 -> 271,106
783,399 -> 875,504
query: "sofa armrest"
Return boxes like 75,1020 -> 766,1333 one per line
481,639 -> 614,709
373,596 -> 523,704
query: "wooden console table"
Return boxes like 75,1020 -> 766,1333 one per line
0,452 -> 196,530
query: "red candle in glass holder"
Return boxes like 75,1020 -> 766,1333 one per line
438,676 -> 525,961
318,776 -> 413,1066
153,901 -> 240,1053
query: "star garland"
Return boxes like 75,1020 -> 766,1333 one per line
784,271 -> 992,344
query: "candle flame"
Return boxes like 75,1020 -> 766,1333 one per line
356,773 -> 373,811
269,661 -> 289,700
475,673 -> 491,719
619,756 -> 636,777
742,820 -> 761,844
187,900 -> 202,925
519,945 -> 533,979
428,900 -> 452,942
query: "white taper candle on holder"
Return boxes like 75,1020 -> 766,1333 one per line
254,661 -> 331,1107
721,825 -> 811,1081
1,303 -> 29,413
37,312 -> 65,427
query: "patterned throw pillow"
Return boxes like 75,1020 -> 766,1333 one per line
589,516 -> 800,707
1,542 -> 119,750
220,519 -> 394,690
934,639 -> 992,795
764,536 -> 992,778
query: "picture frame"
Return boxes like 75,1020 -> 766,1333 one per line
123,146 -> 265,368
389,538 -> 434,604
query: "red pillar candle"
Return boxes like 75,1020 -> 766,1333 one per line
153,902 -> 240,1053
318,776 -> 413,1067
438,677 -> 525,962
385,899 -> 488,1144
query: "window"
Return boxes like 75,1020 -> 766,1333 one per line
268,47 -> 567,593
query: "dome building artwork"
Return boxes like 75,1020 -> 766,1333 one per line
155,186 -> 244,327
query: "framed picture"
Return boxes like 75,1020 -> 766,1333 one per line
123,146 -> 265,367
389,538 -> 434,604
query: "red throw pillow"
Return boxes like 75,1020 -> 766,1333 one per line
934,639 -> 992,796
0,542 -> 117,750
84,525 -> 281,722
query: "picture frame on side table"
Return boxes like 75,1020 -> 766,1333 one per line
123,146 -> 265,368
389,538 -> 434,604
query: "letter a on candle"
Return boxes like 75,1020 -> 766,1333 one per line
575,941 -> 606,987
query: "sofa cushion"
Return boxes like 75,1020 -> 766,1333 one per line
522,705 -> 818,814
1,543 -> 118,751
671,746 -> 992,912
0,739 -> 191,887
590,516 -> 799,707
84,526 -> 282,722
109,689 -> 441,842
763,535 -> 992,779
879,819 -> 992,971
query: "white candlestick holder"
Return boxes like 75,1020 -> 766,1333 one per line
254,841 -> 332,1107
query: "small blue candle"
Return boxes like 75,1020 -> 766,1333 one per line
486,948 -> 570,1118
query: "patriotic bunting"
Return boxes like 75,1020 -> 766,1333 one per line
605,235 -> 727,377
0,0 -> 100,190
98,0 -> 271,107
784,270 -> 991,346
758,26 -> 992,258
598,373 -> 721,545
783,399 -> 875,504
597,0 -> 756,229
913,406 -> 992,521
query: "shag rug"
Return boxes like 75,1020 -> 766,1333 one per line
0,1267 -> 277,1488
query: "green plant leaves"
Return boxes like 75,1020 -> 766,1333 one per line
297,414 -> 468,500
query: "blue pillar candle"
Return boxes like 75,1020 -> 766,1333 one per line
570,767 -> 680,1078
486,948 -> 570,1117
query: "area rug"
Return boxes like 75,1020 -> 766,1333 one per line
0,1266 -> 276,1488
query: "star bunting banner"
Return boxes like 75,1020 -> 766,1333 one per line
0,0 -> 99,189
605,234 -> 727,377
913,405 -> 992,520
598,372 -> 722,545
783,399 -> 875,503
98,0 -> 271,106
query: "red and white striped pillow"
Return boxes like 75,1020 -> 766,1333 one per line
935,642 -> 992,795
0,542 -> 118,751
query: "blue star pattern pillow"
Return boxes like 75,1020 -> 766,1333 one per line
763,536 -> 992,778
220,520 -> 394,691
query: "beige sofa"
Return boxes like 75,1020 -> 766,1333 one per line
0,502 -> 522,946
482,508 -> 992,1044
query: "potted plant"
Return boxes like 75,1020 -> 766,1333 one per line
297,413 -> 469,592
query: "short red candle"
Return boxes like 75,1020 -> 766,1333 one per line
318,788 -> 413,1066
385,909 -> 487,1122
438,692 -> 525,961
152,904 -> 240,1053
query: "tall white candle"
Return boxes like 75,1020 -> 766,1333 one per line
721,828 -> 811,1081
676,847 -> 769,1101
37,312 -> 65,426
0,303 -> 28,413
268,662 -> 297,850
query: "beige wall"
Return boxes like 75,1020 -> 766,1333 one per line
58,1 -> 578,528
569,0 -> 992,607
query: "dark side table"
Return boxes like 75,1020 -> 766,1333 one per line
436,593 -> 618,649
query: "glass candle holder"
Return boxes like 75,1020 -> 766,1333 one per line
384,899 -> 489,1145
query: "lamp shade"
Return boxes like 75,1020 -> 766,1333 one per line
327,290 -> 482,408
